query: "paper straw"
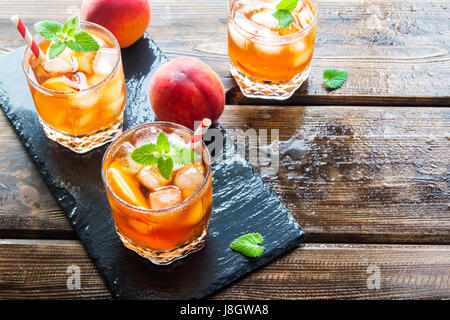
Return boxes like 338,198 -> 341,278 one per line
10,14 -> 46,62
188,118 -> 212,150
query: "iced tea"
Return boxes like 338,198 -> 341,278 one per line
228,0 -> 318,99
22,21 -> 126,153
101,122 -> 213,265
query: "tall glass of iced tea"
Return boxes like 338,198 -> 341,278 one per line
101,122 -> 213,265
228,0 -> 318,99
22,21 -> 126,153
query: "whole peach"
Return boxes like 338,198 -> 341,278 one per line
81,0 -> 151,48
149,57 -> 225,130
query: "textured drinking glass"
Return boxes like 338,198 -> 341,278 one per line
22,22 -> 126,153
101,122 -> 213,265
228,0 -> 318,100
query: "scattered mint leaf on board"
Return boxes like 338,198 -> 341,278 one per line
323,69 -> 348,89
273,0 -> 299,28
230,233 -> 265,258
34,16 -> 99,59
131,132 -> 197,179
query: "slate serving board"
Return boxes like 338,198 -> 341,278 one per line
0,34 -> 304,299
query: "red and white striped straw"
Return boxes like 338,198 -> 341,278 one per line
187,118 -> 212,149
10,14 -> 46,62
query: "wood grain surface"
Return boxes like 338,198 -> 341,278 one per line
1,240 -> 448,299
0,0 -> 449,299
0,0 -> 449,105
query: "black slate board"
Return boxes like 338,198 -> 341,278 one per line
0,34 -> 304,299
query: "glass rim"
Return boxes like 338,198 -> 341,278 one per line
101,121 -> 212,215
22,20 -> 121,95
228,0 -> 319,44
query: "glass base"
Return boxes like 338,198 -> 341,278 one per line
40,115 -> 123,154
117,229 -> 207,265
229,62 -> 310,100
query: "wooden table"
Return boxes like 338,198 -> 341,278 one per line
0,0 -> 449,299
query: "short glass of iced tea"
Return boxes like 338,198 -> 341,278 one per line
22,21 -> 126,153
101,122 -> 213,265
228,0 -> 318,99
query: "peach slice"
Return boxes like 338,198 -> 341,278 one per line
42,77 -> 80,92
107,161 -> 149,209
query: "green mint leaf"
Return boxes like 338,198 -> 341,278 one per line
323,69 -> 348,89
62,16 -> 79,35
156,132 -> 171,154
66,31 -> 99,52
230,233 -> 265,258
172,144 -> 197,165
157,156 -> 174,180
35,16 -> 99,59
48,40 -> 68,59
34,21 -> 62,41
273,10 -> 294,29
131,143 -> 158,166
273,0 -> 298,28
276,0 -> 298,11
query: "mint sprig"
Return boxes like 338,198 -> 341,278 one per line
230,233 -> 265,258
323,69 -> 348,89
131,132 -> 198,180
273,0 -> 299,28
34,16 -> 99,59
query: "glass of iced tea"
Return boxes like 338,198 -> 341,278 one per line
228,0 -> 318,99
101,122 -> 213,265
22,21 -> 126,153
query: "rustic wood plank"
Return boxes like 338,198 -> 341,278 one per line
0,0 -> 448,105
0,106 -> 449,243
0,116 -> 75,239
220,105 -> 450,244
0,240 -> 448,299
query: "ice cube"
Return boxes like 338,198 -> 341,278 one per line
75,51 -> 96,74
250,11 -> 279,29
101,76 -> 124,103
42,57 -> 74,75
174,164 -> 205,191
76,111 -> 96,127
93,48 -> 118,75
228,21 -> 248,50
291,41 -> 312,67
113,156 -> 142,176
112,141 -> 135,158
149,186 -> 182,210
111,142 -> 143,175
87,74 -> 105,87
253,42 -> 283,56
183,200 -> 204,226
69,90 -> 99,109
296,5 -> 314,28
104,95 -> 125,116
91,34 -> 105,48
136,166 -> 171,191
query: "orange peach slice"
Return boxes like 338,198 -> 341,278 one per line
107,161 -> 149,209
